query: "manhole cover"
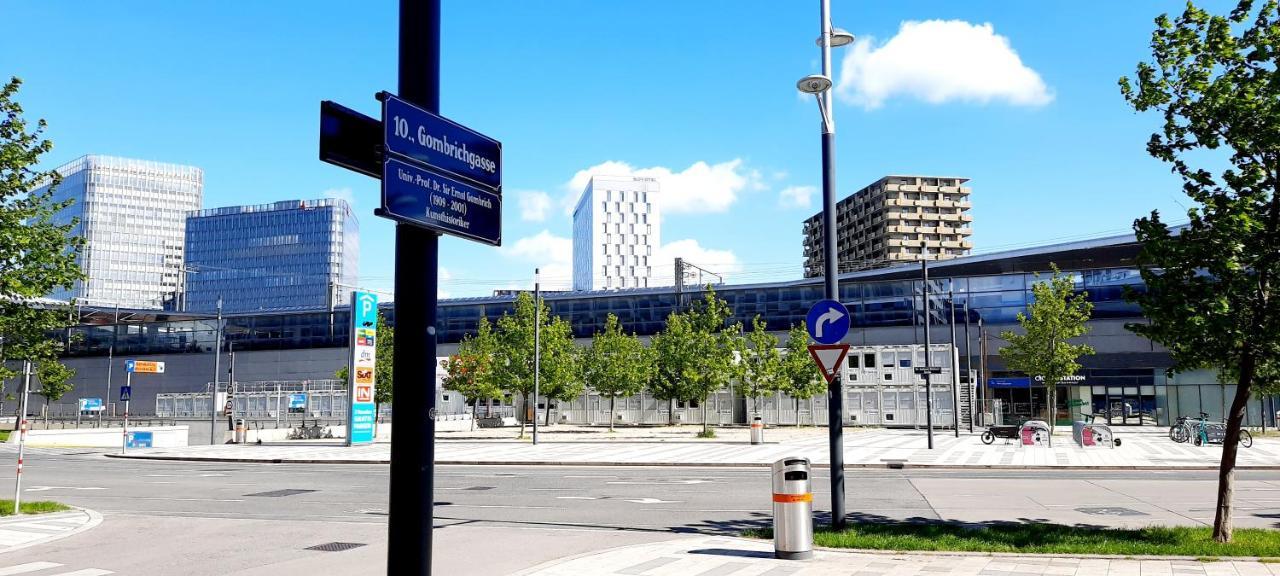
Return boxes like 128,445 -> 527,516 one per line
246,489 -> 317,497
305,542 -> 366,552
464,486 -> 494,491
1075,506 -> 1148,516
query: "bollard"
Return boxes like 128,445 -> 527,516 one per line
234,419 -> 246,444
771,456 -> 813,560
750,416 -> 765,445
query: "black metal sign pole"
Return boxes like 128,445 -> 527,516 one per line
388,0 -> 439,573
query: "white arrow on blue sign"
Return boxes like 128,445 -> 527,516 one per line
806,299 -> 850,344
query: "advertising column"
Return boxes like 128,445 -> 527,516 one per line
347,291 -> 378,446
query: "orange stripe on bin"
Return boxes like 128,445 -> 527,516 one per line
772,493 -> 812,503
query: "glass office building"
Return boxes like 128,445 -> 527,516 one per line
184,199 -> 359,313
39,155 -> 203,309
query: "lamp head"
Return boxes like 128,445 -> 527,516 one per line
819,27 -> 855,47
796,74 -> 832,94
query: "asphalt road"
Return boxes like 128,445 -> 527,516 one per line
0,448 -> 1277,575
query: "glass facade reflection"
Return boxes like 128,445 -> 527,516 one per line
41,155 -> 204,309
63,266 -> 1145,357
184,199 -> 359,313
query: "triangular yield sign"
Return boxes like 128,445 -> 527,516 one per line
807,344 -> 850,384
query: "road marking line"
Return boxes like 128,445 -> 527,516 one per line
0,563 -> 63,575
48,570 -> 112,576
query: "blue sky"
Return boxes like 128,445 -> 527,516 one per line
4,1 -> 1228,297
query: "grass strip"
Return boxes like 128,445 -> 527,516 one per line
744,523 -> 1280,558
0,500 -> 70,517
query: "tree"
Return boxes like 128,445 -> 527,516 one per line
650,312 -> 698,425
334,311 -> 394,419
491,292 -> 578,438
1119,0 -> 1280,542
581,314 -> 648,431
34,360 -> 74,425
0,77 -> 83,422
780,321 -> 826,426
998,266 -> 1094,434
682,287 -> 743,436
442,317 -> 501,431
739,315 -> 782,418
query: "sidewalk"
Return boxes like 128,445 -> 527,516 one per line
108,428 -> 1280,469
516,535 -> 1280,576
0,508 -> 102,554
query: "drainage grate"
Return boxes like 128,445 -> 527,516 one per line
1075,506 -> 1148,517
464,486 -> 494,491
246,489 -> 317,498
306,542 -> 367,552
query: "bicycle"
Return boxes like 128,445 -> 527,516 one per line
1169,415 -> 1193,443
1190,412 -> 1253,448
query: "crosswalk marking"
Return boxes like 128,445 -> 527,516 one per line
0,563 -> 63,575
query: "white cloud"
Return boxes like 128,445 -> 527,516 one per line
835,20 -> 1052,110
562,159 -> 764,216
501,230 -> 573,290
778,185 -> 816,210
516,190 -> 552,222
322,187 -> 357,207
652,239 -> 742,286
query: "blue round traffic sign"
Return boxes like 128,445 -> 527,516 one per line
806,299 -> 850,344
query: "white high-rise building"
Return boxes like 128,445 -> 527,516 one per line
572,175 -> 661,291
38,155 -> 203,309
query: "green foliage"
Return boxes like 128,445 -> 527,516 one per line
780,321 -> 825,425
33,359 -> 74,403
998,265 -> 1094,430
739,316 -> 782,416
581,314 -> 649,430
652,287 -> 743,432
744,523 -> 1280,557
491,292 -> 579,432
0,500 -> 69,517
1120,0 -> 1280,542
0,77 -> 83,388
443,317 -> 501,423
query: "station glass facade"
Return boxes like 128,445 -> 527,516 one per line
184,199 -> 359,313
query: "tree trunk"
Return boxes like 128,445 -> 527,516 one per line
544,399 -> 552,427
702,401 -> 709,435
794,397 -> 800,427
668,398 -> 675,426
609,396 -> 616,433
373,402 -> 380,438
470,401 -> 477,432
1213,350 -> 1256,543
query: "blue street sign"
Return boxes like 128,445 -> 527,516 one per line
347,291 -> 379,446
126,431 -> 153,448
119,386 -> 131,402
806,299 -> 850,345
988,377 -> 1032,388
124,360 -> 135,373
288,393 -> 307,411
381,92 -> 502,191
78,398 -> 104,412
381,156 -> 502,246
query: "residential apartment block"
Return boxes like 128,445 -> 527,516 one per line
802,176 -> 972,277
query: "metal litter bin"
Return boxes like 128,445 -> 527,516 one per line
771,456 -> 813,560
234,419 -> 246,444
750,416 -> 765,445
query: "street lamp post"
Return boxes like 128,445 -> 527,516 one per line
103,302 -> 118,428
796,0 -> 854,531
533,268 -> 540,446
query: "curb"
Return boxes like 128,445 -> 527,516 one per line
0,507 -> 103,555
102,453 -> 1280,471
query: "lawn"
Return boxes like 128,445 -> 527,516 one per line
744,523 -> 1280,558
0,501 -> 69,516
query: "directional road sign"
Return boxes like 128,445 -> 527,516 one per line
807,344 -> 850,384
913,366 -> 943,375
806,299 -> 850,345
381,92 -> 502,191
119,385 -> 131,402
380,156 -> 502,246
79,398 -> 104,412
125,360 -> 164,374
